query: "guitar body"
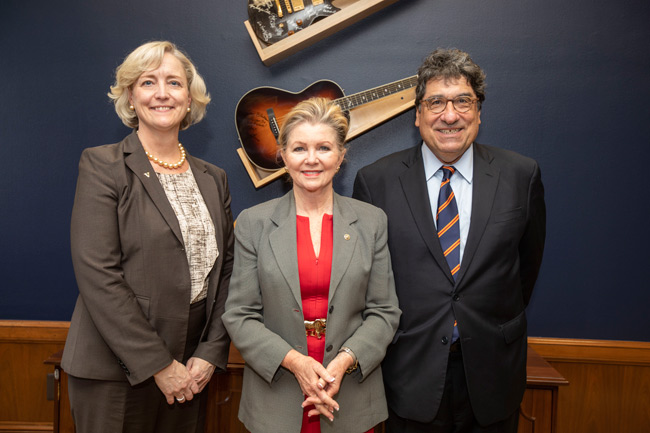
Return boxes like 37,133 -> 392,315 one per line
248,0 -> 340,44
235,80 -> 345,170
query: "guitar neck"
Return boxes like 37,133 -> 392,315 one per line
334,75 -> 418,112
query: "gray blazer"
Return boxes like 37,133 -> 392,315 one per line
222,191 -> 400,433
62,131 -> 234,386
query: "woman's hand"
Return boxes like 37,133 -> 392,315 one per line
305,351 -> 355,418
186,357 -> 216,392
153,359 -> 200,405
282,349 -> 339,421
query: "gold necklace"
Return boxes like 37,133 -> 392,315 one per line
145,143 -> 186,169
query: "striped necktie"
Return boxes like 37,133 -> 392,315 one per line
437,166 -> 461,343
437,166 -> 461,280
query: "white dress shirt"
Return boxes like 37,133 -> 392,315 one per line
422,142 -> 474,264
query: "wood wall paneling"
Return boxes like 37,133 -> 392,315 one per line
0,321 -> 68,433
3,321 -> 650,433
529,337 -> 650,433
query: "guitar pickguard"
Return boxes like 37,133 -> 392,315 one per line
248,0 -> 340,44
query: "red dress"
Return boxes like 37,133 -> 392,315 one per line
296,214 -> 373,433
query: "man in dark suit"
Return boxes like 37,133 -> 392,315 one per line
353,48 -> 546,433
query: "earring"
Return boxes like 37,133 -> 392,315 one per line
187,107 -> 191,113
129,105 -> 135,111
336,166 -> 341,173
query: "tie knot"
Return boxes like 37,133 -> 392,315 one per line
441,166 -> 456,181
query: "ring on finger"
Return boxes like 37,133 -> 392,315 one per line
176,395 -> 186,402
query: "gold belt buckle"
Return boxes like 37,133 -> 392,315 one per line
304,318 -> 326,339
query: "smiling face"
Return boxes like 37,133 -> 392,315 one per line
281,122 -> 345,195
415,76 -> 481,164
129,53 -> 191,135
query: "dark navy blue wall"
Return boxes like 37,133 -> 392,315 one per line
2,0 -> 649,341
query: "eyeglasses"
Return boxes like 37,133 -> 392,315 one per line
421,96 -> 478,113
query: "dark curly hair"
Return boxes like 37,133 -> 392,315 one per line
415,48 -> 486,110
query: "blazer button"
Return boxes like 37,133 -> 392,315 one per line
326,345 -> 333,352
453,294 -> 460,301
329,305 -> 334,314
441,336 -> 449,345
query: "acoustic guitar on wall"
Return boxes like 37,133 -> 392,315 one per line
235,75 -> 418,171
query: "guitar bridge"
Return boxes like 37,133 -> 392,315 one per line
266,108 -> 280,143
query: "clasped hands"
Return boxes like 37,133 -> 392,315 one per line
153,357 -> 216,405
282,349 -> 356,421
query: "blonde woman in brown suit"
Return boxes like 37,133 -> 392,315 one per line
62,41 -> 234,433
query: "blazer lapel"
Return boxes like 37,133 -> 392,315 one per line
123,132 -> 184,246
399,147 -> 455,284
269,192 -> 303,307
328,193 -> 357,303
455,143 -> 499,286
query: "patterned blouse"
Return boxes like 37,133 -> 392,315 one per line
157,166 -> 219,303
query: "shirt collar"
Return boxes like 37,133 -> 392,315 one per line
421,142 -> 474,184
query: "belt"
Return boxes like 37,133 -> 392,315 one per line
304,318 -> 326,339
449,340 -> 461,352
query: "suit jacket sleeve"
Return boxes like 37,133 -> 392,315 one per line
70,148 -> 173,385
519,161 -> 546,306
352,169 -> 373,205
191,168 -> 234,371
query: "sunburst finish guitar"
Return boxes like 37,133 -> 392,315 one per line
248,0 -> 340,44
235,75 -> 418,170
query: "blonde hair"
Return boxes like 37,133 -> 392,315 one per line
278,97 -> 349,154
108,41 -> 210,130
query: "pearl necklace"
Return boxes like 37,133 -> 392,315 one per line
145,143 -> 186,169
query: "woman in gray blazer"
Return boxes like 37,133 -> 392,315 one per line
61,41 -> 234,433
223,98 -> 400,433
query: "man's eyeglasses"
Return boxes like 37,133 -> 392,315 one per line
421,96 -> 478,113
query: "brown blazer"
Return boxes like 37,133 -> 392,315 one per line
62,131 -> 234,386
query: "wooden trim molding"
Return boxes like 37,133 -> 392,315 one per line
528,336 -> 650,366
0,321 -> 69,344
0,421 -> 52,432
